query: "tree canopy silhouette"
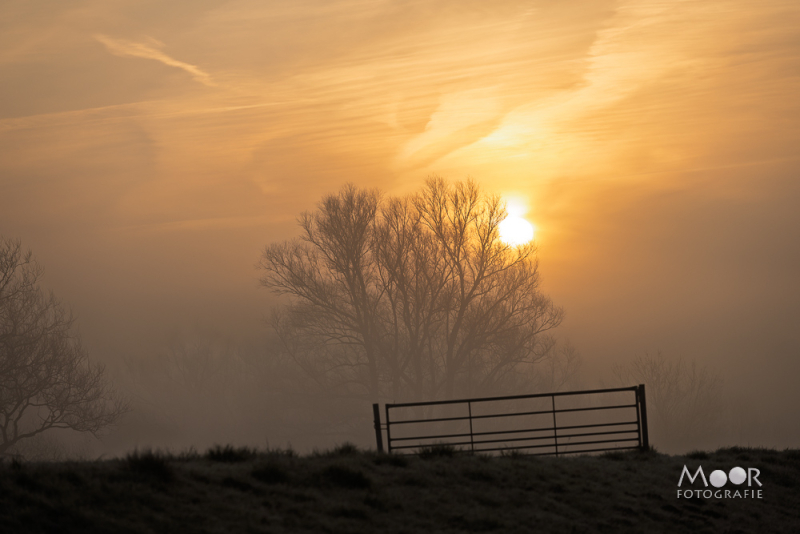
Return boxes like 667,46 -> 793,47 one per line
0,238 -> 127,457
259,178 -> 564,402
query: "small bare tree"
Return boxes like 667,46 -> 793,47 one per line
259,178 -> 565,402
0,238 -> 127,457
612,351 -> 724,452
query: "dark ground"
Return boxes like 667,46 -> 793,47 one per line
0,445 -> 798,533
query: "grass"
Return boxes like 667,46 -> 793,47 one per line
205,444 -> 258,463
0,446 -> 798,533
126,449 -> 175,484
418,442 -> 459,459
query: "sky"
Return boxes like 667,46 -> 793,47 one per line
2,0 -> 799,449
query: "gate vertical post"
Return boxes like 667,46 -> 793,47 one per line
468,401 -> 475,453
634,386 -> 642,449
385,404 -> 393,453
372,403 -> 384,453
638,384 -> 650,451
551,394 -> 559,457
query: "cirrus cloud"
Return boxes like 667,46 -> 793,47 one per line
95,34 -> 215,87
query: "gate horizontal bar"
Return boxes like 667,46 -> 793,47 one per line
470,437 -> 640,454
386,386 -> 638,408
390,424 -> 640,444
530,445 -> 640,457
392,431 -> 641,451
391,426 -> 559,442
554,429 -> 639,440
388,403 -> 637,425
555,421 -> 638,431
553,437 -> 641,448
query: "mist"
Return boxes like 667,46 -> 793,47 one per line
1,0 -> 799,459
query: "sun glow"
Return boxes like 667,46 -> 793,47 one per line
499,215 -> 535,246
499,196 -> 535,246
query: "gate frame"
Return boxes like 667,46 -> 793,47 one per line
372,384 -> 650,455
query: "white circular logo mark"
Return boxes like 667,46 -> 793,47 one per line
709,470 -> 728,488
729,467 -> 747,485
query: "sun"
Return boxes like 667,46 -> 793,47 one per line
499,215 -> 535,245
499,196 -> 535,245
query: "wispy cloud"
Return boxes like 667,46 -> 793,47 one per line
95,34 -> 215,87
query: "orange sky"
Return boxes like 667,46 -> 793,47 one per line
2,1 -> 800,443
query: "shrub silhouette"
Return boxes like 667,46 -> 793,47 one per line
332,442 -> 359,456
206,445 -> 256,463
126,450 -> 174,483
419,443 -> 458,459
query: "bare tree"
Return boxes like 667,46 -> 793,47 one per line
612,351 -> 724,452
0,238 -> 127,457
259,178 -> 565,402
412,178 -> 564,398
261,185 -> 384,398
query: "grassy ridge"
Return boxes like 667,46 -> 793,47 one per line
1,445 -> 798,533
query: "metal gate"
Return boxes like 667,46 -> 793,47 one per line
372,385 -> 649,456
